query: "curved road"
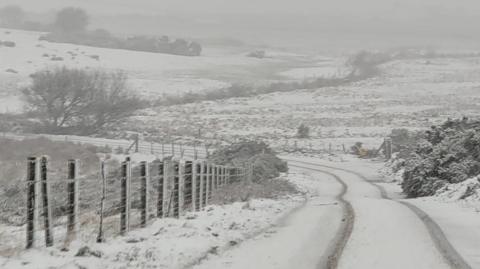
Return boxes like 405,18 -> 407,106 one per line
286,158 -> 472,269
193,157 -> 472,269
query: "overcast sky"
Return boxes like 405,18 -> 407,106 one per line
3,0 -> 480,15
2,0 -> 479,50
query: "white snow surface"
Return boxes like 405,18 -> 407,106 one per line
284,156 -> 450,269
0,173 -> 313,269
193,167 -> 344,269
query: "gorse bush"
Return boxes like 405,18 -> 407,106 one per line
296,124 -> 310,138
400,118 -> 480,197
389,128 -> 424,159
209,140 -> 288,183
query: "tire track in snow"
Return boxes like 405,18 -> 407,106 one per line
185,200 -> 309,269
285,158 -> 472,269
289,164 -> 354,269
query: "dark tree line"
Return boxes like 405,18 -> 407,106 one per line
0,5 -> 202,56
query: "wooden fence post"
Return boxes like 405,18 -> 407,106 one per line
65,159 -> 79,244
385,138 -> 392,160
180,144 -> 185,159
213,165 -> 217,190
200,162 -> 206,210
140,161 -> 149,227
214,166 -> 218,188
205,144 -> 209,158
120,157 -> 131,235
224,167 -> 227,185
208,164 -> 213,201
40,156 -> 54,247
219,166 -> 223,186
163,160 -> 170,218
227,167 -> 232,184
191,161 -> 198,212
184,161 -> 193,212
157,161 -> 164,218
221,166 -> 224,186
97,160 -> 106,243
171,160 -> 180,218
224,167 -> 228,185
161,143 -> 165,158
134,134 -> 139,153
178,160 -> 185,217
219,166 -> 223,187
26,157 -> 37,249
205,163 -> 210,205
193,143 -> 198,160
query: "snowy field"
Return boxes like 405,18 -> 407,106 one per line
122,53 -> 480,151
0,28 -> 328,110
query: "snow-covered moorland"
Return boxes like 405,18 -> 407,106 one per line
0,28 -> 337,114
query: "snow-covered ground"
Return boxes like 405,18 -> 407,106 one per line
0,28 -> 329,112
284,156 -> 452,269
193,167 -> 344,269
0,172 -> 317,269
294,155 -> 480,269
123,53 -> 480,153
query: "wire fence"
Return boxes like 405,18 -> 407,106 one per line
0,133 -> 213,159
0,156 -> 247,256
0,132 -> 367,158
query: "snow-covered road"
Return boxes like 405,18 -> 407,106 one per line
193,156 -> 470,269
193,167 -> 345,269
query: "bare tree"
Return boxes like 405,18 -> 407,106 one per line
23,67 -> 143,135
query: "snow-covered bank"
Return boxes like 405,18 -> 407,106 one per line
0,173 -> 317,269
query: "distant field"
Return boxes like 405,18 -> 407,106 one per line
0,28 -> 338,113
124,55 -> 480,148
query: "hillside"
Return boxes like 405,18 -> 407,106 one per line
123,54 -> 480,151
0,28 -> 335,113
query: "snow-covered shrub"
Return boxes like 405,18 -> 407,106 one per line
246,50 -> 266,59
208,140 -> 288,182
210,177 -> 298,205
401,118 -> 480,197
296,123 -> 310,138
0,40 -> 16,47
389,128 -> 423,159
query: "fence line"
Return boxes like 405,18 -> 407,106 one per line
1,132 -> 360,158
18,156 -> 246,251
1,133 -> 214,159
